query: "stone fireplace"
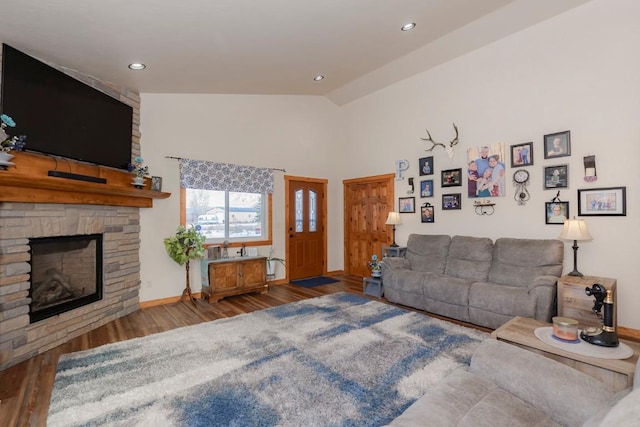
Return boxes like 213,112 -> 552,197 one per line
0,202 -> 142,371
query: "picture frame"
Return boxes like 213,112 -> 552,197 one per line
545,201 -> 569,225
151,176 -> 163,192
420,179 -> 433,198
510,142 -> 533,167
398,197 -> 415,213
419,156 -> 434,176
442,193 -> 461,210
420,204 -> 434,223
543,164 -> 569,189
467,143 -> 506,198
578,187 -> 626,216
544,130 -> 571,159
441,168 -> 462,187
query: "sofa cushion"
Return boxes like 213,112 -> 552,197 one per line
488,238 -> 563,287
445,235 -> 493,281
405,234 -> 451,274
469,281 -> 536,318
471,340 -> 615,427
386,368 -> 560,427
423,273 -> 472,306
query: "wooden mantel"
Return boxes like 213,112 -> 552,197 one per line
0,151 -> 171,208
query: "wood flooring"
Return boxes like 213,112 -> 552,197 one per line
0,278 -> 367,427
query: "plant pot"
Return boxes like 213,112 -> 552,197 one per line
266,259 -> 277,279
371,270 -> 382,278
0,152 -> 14,163
132,176 -> 146,189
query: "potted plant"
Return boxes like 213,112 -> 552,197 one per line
0,113 -> 27,165
128,156 -> 149,188
163,225 -> 206,305
368,254 -> 382,277
266,247 -> 285,279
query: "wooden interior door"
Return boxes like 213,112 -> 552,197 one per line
286,177 -> 327,280
343,174 -> 395,277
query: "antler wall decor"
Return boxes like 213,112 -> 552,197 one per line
420,123 -> 459,159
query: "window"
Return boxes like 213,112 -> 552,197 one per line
183,189 -> 270,243
178,158 -> 274,245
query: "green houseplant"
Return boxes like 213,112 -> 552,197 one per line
164,225 -> 206,305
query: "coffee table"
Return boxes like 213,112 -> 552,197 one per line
491,316 -> 640,392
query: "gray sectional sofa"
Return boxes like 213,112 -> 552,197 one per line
381,234 -> 564,329
388,339 -> 640,426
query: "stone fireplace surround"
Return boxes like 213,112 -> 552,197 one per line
0,203 -> 141,371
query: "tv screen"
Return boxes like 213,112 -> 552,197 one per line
1,44 -> 133,170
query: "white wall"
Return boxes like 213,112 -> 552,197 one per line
138,94 -> 343,301
139,0 -> 640,328
339,0 -> 640,328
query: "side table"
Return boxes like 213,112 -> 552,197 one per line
382,245 -> 407,258
557,275 -> 617,329
492,316 -> 639,392
363,276 -> 383,298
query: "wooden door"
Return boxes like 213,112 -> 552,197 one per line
344,174 -> 395,277
285,177 -> 327,280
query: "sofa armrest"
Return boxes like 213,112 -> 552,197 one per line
382,257 -> 410,271
527,275 -> 558,322
471,339 -> 615,427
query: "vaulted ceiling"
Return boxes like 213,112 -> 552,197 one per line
0,0 -> 590,104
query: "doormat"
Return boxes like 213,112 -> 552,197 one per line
290,276 -> 340,287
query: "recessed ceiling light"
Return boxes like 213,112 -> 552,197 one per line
401,23 -> 416,32
313,75 -> 325,81
128,63 -> 146,70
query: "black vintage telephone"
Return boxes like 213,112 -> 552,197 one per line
580,284 -> 619,347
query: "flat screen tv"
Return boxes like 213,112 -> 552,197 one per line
1,44 -> 133,170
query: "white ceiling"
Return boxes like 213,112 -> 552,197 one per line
0,0 -> 590,105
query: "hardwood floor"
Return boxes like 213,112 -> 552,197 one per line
0,278 -> 364,427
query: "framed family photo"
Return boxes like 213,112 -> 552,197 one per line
510,142 -> 533,167
545,201 -> 569,225
420,204 -> 434,223
544,130 -> 571,159
441,168 -> 462,187
578,187 -> 626,216
442,193 -> 461,210
467,143 -> 506,198
543,164 -> 569,189
419,156 -> 434,176
399,197 -> 415,213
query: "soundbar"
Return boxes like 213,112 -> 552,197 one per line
47,170 -> 107,184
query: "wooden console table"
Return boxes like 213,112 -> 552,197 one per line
200,256 -> 268,302
492,316 -> 639,391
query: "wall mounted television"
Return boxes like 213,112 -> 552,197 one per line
1,44 -> 133,171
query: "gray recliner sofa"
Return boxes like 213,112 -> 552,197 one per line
381,234 -> 564,329
388,339 -> 640,426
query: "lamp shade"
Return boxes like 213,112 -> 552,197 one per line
558,218 -> 593,241
385,212 -> 401,225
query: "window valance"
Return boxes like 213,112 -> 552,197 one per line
179,159 -> 274,193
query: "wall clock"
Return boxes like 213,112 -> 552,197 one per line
513,169 -> 530,205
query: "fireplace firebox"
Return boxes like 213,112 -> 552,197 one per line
29,234 -> 103,323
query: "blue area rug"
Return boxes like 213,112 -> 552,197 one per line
47,293 -> 488,426
290,276 -> 340,287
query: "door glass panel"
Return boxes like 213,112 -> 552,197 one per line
309,190 -> 317,232
295,189 -> 304,232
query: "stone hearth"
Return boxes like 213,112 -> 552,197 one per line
0,203 -> 141,371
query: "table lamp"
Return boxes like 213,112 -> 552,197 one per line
558,217 -> 592,277
385,212 -> 401,247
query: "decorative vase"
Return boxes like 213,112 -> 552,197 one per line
0,152 -> 15,170
132,176 -> 146,189
266,260 -> 277,280
371,269 -> 382,278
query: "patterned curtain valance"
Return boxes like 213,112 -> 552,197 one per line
179,159 -> 274,193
